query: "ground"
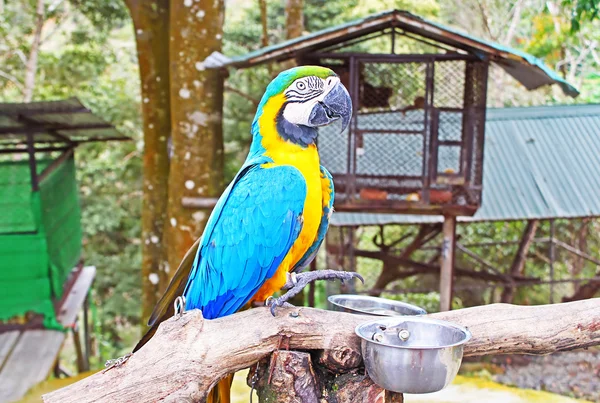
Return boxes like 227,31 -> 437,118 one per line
20,353 -> 597,403
492,350 -> 600,402
229,370 -> 590,403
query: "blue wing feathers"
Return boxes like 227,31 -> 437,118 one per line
183,163 -> 306,319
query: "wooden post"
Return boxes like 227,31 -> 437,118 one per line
72,323 -> 86,373
549,220 -> 556,303
83,295 -> 91,371
440,215 -> 457,311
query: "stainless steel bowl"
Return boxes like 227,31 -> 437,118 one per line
355,317 -> 471,394
328,294 -> 427,316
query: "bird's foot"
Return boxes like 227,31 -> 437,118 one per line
267,270 -> 364,316
265,296 -> 296,316
102,353 -> 132,373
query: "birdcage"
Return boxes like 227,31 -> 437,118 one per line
310,51 -> 488,215
209,10 -> 577,215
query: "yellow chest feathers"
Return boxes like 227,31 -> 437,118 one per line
257,94 -> 323,265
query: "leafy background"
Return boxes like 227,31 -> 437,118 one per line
0,0 -> 598,366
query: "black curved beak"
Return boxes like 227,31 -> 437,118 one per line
308,81 -> 352,132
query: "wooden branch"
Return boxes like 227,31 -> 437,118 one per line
44,300 -> 600,403
224,84 -> 260,106
457,242 -> 508,279
554,239 -> 600,266
563,279 -> 600,302
501,220 -> 539,303
368,224 -> 441,296
353,248 -> 538,284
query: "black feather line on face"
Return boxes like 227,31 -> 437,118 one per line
285,77 -> 324,102
276,103 -> 318,148
286,90 -> 322,102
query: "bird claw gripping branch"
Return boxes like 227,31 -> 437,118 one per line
266,270 -> 364,316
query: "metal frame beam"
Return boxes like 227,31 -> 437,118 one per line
0,123 -> 114,135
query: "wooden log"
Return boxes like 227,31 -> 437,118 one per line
251,351 -> 403,402
316,343 -> 362,373
253,350 -> 320,403
328,371 -> 403,403
43,300 -> 600,403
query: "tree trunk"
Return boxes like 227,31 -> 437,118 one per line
43,300 -> 600,403
164,0 -> 225,276
501,220 -> 538,303
571,218 -> 590,276
259,0 -> 269,47
22,0 -> 45,102
285,0 -> 304,39
125,0 -> 172,323
252,350 -> 320,402
250,350 -> 403,402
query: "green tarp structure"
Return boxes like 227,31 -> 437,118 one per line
0,98 -> 128,331
0,156 -> 82,330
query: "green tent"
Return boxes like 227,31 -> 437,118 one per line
0,157 -> 81,329
0,98 -> 129,330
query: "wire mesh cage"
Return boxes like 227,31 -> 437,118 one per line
315,52 -> 489,215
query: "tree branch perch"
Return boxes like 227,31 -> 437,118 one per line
44,299 -> 600,403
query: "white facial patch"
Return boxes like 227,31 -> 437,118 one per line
282,76 -> 340,126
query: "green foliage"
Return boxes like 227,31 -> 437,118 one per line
303,0 -> 360,31
562,0 -> 600,31
381,291 -> 447,313
68,0 -> 129,32
0,2 -> 142,362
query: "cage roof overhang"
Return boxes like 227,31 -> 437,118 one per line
207,9 -> 578,97
0,97 -> 130,150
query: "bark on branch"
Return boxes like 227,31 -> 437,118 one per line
44,299 -> 600,403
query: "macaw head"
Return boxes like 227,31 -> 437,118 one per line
252,66 -> 352,149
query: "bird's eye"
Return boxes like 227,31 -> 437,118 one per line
296,81 -> 306,91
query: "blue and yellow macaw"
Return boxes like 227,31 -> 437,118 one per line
134,66 -> 355,402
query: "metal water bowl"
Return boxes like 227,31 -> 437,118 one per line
355,317 -> 471,394
328,294 -> 427,316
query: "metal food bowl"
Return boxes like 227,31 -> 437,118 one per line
355,317 -> 471,394
328,294 -> 427,316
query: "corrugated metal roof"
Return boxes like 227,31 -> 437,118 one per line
208,9 -> 578,97
331,104 -> 600,226
0,98 -> 129,147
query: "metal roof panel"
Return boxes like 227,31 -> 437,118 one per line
331,104 -> 600,226
0,98 -> 129,147
216,10 -> 577,96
